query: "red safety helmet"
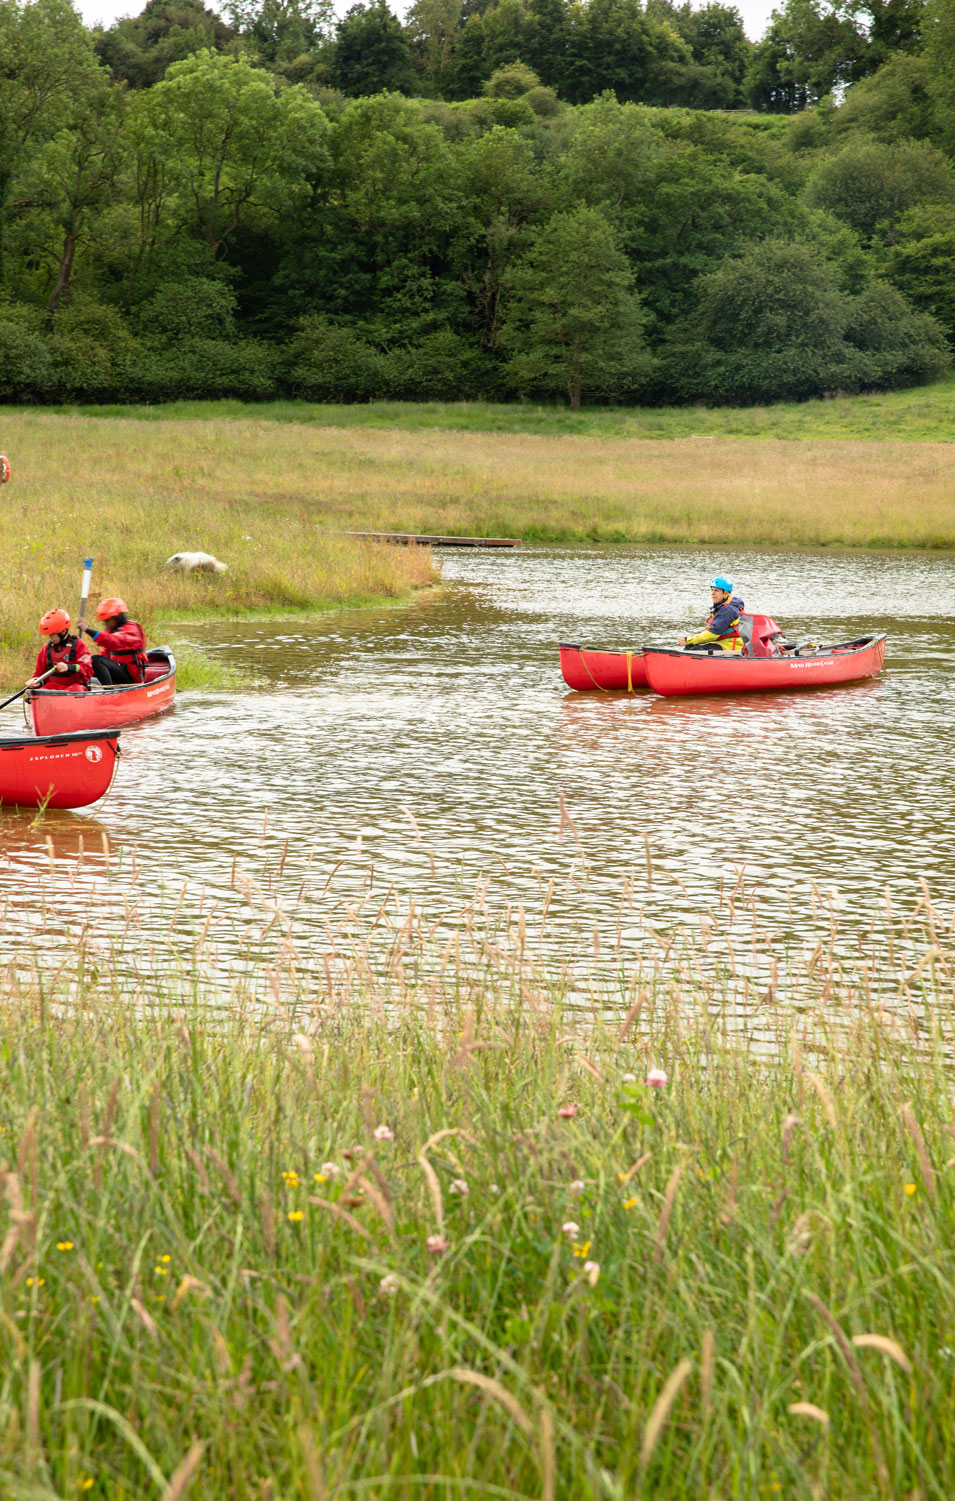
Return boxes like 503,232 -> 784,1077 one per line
39,608 -> 71,635
96,596 -> 127,621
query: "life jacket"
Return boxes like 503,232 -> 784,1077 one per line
98,621 -> 148,683
45,635 -> 86,684
705,604 -> 742,648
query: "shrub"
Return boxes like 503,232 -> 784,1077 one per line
284,316 -> 384,401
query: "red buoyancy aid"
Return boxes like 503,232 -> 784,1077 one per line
35,635 -> 93,690
94,619 -> 148,683
704,605 -> 742,647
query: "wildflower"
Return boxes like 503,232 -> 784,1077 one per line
569,1179 -> 585,1196
374,1125 -> 394,1142
56,1241 -> 74,1252
623,1197 -> 637,1210
318,1162 -> 339,1180
288,1210 -> 304,1222
80,1481 -> 94,1492
904,1183 -> 917,1197
561,1221 -> 580,1238
621,1073 -> 637,1084
26,1277 -> 45,1288
572,1240 -> 592,1259
158,1254 -> 171,1263
281,1170 -> 301,1187
379,1274 -> 399,1296
449,1178 -> 469,1196
646,1069 -> 668,1088
490,1183 -> 500,1195
154,1266 -> 169,1277
558,1103 -> 579,1119
583,1260 -> 600,1286
87,1296 -> 100,1304
426,1234 -> 449,1256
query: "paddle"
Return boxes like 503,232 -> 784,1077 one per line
0,668 -> 55,713
77,555 -> 94,634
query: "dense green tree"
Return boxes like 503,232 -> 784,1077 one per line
139,50 -> 329,257
884,201 -> 955,339
521,0 -> 569,90
648,0 -> 750,104
0,0 -> 104,285
805,136 -> 955,241
334,1 -> 415,95
406,0 -> 463,95
226,0 -> 333,61
460,124 -> 550,342
831,54 -> 938,143
923,0 -> 955,156
563,0 -> 691,106
745,0 -> 868,112
498,204 -> 650,408
96,0 -> 233,89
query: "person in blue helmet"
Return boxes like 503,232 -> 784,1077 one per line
678,576 -> 745,652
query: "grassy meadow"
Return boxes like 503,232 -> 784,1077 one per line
1,861 -> 953,1499
4,404 -> 955,568
62,368 -> 955,443
0,412 -> 436,691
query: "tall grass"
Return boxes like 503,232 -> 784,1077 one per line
3,409 -> 954,560
0,413 -> 436,689
1,849 -> 953,1498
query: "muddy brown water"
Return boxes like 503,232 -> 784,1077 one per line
2,545 -> 954,982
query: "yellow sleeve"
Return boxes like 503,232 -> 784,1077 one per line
685,629 -> 719,645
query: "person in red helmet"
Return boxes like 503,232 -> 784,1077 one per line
79,596 -> 148,685
27,609 -> 94,691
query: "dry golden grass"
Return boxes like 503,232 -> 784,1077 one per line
1,413 -> 437,690
6,409 -> 954,551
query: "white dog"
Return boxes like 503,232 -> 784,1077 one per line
165,551 -> 228,575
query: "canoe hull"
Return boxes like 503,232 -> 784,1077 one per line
643,636 -> 887,697
0,729 -> 120,809
29,647 -> 176,735
560,644 -> 649,692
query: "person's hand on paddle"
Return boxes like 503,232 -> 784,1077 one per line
26,676 -> 42,688
53,661 -> 71,673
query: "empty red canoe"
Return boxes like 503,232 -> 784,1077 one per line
0,729 -> 121,809
29,647 -> 176,735
642,634 -> 887,697
560,643 -> 649,692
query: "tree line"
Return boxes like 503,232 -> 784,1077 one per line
1,0 -> 955,409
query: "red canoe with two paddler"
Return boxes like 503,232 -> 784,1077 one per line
28,647 -> 177,735
561,612 -> 887,698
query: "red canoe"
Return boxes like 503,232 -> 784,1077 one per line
0,729 -> 121,809
28,647 -> 176,736
560,643 -> 649,692
642,634 -> 887,697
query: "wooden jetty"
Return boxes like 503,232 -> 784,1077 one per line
345,531 -> 522,549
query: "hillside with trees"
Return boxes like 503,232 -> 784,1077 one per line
1,0 -> 954,407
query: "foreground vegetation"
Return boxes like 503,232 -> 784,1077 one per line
0,411 -> 435,691
1,858 -> 953,1498
4,408 -> 954,556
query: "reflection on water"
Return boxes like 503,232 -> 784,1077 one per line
1,544 -> 954,979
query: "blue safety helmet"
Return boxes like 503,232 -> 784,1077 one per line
710,575 -> 733,592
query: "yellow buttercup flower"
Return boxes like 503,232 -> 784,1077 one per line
623,1197 -> 637,1210
904,1184 -> 917,1196
288,1210 -> 304,1222
572,1240 -> 592,1259
26,1277 -> 45,1287
56,1241 -> 74,1252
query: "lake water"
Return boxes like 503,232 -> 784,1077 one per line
3,545 -> 954,986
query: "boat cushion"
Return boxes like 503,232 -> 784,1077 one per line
143,662 -> 168,682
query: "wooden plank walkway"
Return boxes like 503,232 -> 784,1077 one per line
345,532 -> 522,549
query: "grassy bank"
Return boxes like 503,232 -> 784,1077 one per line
1,868 -> 953,1498
3,407 -> 954,558
54,370 -> 955,443
0,412 -> 436,690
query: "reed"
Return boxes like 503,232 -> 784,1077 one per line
0,845 -> 953,1499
